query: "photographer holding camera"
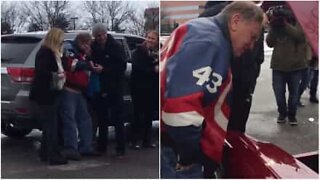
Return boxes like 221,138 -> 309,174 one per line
266,5 -> 310,126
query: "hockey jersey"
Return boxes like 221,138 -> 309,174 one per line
161,14 -> 233,164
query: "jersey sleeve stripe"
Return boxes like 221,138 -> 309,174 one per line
162,111 -> 204,127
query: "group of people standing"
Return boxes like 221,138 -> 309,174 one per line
30,24 -> 159,165
160,1 -> 318,178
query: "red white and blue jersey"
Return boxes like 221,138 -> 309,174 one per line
161,15 -> 233,164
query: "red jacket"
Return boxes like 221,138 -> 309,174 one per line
63,45 -> 90,92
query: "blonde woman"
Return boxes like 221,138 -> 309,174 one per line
29,28 -> 68,165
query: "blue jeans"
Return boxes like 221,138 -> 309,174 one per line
272,70 -> 302,117
60,90 -> 93,153
161,147 -> 203,179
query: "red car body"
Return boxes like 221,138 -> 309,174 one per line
223,132 -> 318,178
222,1 -> 318,178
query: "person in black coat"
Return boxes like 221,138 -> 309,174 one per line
29,28 -> 67,165
130,31 -> 159,149
91,23 -> 127,157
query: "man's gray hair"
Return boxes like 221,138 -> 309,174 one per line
221,1 -> 264,24
92,23 -> 107,37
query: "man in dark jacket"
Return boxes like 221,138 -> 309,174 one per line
91,23 -> 127,157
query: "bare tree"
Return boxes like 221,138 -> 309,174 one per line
1,2 -> 15,34
24,1 -> 70,31
1,1 -> 27,34
42,1 -> 70,28
106,1 -> 134,31
83,1 -> 109,24
24,1 -> 48,30
127,11 -> 145,36
82,1 -> 135,32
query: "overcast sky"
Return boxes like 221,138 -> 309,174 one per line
1,0 -> 159,33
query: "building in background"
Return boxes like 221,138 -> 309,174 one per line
145,7 -> 159,32
161,1 -> 205,34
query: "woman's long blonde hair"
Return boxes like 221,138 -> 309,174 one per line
42,28 -> 65,56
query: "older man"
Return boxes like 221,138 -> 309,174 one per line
160,2 -> 264,178
90,23 -> 127,157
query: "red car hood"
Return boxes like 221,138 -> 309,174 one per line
224,131 -> 318,178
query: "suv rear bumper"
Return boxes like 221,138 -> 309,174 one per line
1,111 -> 40,130
2,100 -> 40,130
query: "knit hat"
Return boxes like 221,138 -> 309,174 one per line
92,23 -> 107,37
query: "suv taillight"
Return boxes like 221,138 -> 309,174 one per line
7,67 -> 35,83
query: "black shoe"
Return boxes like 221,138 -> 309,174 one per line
48,156 -> 68,165
289,117 -> 298,126
310,96 -> 319,103
81,151 -> 102,157
277,114 -> 286,123
62,149 -> 82,161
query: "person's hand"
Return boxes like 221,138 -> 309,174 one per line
57,72 -> 65,79
89,61 -> 94,68
175,163 -> 194,171
92,64 -> 103,73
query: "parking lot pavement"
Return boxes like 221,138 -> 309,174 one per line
1,126 -> 159,179
246,43 -> 318,155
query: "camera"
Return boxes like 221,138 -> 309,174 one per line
266,5 -> 295,28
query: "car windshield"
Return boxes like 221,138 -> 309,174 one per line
1,36 -> 41,64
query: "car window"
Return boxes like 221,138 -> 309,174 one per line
62,40 -> 74,51
1,36 -> 42,64
125,36 -> 145,51
115,39 -> 130,62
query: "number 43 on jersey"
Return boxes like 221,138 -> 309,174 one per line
192,66 -> 222,94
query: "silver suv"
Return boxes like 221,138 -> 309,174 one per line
1,31 -> 146,138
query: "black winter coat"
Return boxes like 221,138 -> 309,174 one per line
131,44 -> 158,84
91,34 -> 126,94
29,46 -> 60,105
131,44 -> 159,110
